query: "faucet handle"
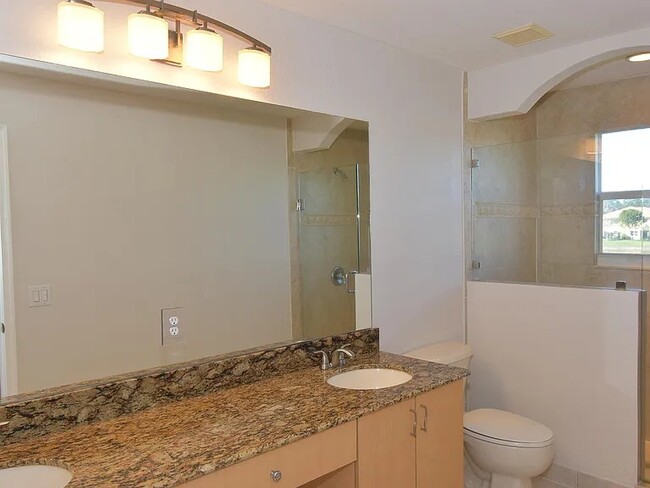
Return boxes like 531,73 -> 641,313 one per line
332,345 -> 355,367
333,344 -> 354,355
312,350 -> 332,370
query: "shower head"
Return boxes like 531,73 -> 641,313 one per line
332,167 -> 349,182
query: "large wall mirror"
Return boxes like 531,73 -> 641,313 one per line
0,59 -> 371,398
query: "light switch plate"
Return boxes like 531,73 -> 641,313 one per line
161,307 -> 185,346
28,285 -> 51,307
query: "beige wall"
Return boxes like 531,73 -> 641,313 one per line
0,71 -> 292,393
288,128 -> 370,339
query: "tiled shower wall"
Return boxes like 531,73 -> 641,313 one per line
468,73 -> 650,462
469,74 -> 650,288
470,113 -> 538,282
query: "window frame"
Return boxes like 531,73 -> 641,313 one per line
596,126 -> 650,268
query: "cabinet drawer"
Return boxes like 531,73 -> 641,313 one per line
179,421 -> 357,488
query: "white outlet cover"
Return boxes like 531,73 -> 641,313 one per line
161,307 -> 184,346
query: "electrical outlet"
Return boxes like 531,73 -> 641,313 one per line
161,307 -> 185,346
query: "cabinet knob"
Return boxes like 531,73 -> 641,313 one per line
270,470 -> 282,482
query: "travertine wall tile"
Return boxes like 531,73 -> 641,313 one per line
472,141 -> 538,206
473,217 -> 537,282
469,112 -> 537,147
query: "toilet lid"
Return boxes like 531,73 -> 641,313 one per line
464,409 -> 553,447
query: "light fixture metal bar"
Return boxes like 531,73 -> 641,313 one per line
68,0 -> 96,6
99,0 -> 271,54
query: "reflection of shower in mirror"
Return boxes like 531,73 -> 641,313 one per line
332,167 -> 349,181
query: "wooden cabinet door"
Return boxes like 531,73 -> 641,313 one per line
357,399 -> 417,488
416,380 -> 464,488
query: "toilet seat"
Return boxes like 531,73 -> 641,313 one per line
464,427 -> 553,448
464,409 -> 553,449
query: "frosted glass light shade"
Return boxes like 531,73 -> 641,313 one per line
127,11 -> 169,60
57,1 -> 104,53
184,28 -> 224,72
238,48 -> 271,88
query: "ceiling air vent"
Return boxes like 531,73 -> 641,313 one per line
493,23 -> 553,47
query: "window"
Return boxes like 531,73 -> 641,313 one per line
598,128 -> 650,259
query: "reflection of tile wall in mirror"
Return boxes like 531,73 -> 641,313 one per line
288,127 -> 370,340
0,65 -> 370,398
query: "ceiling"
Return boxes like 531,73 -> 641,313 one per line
259,0 -> 650,70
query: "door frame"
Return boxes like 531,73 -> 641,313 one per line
0,125 -> 17,397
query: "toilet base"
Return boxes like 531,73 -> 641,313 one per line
465,454 -> 534,488
491,473 -> 532,488
464,455 -> 490,488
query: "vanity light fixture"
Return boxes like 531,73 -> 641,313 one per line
55,0 -> 272,87
57,0 -> 105,53
127,7 -> 169,60
184,22 -> 224,72
628,53 -> 650,63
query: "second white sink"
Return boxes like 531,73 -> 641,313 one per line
0,465 -> 72,487
327,368 -> 412,390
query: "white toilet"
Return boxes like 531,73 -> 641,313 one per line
404,342 -> 554,488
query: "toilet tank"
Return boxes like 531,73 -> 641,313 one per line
404,342 -> 473,369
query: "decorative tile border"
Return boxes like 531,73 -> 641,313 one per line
0,328 -> 379,445
541,204 -> 599,217
475,203 -> 539,219
475,203 -> 599,219
303,214 -> 357,226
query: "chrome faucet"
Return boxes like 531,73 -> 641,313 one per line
313,344 -> 355,370
332,345 -> 355,368
313,350 -> 332,370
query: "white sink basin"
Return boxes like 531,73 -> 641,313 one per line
0,465 -> 72,487
327,368 -> 413,390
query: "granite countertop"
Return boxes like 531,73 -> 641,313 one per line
1,352 -> 469,488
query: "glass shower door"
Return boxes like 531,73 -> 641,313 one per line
298,164 -> 360,338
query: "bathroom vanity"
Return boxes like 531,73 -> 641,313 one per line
0,345 -> 467,488
181,381 -> 463,488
